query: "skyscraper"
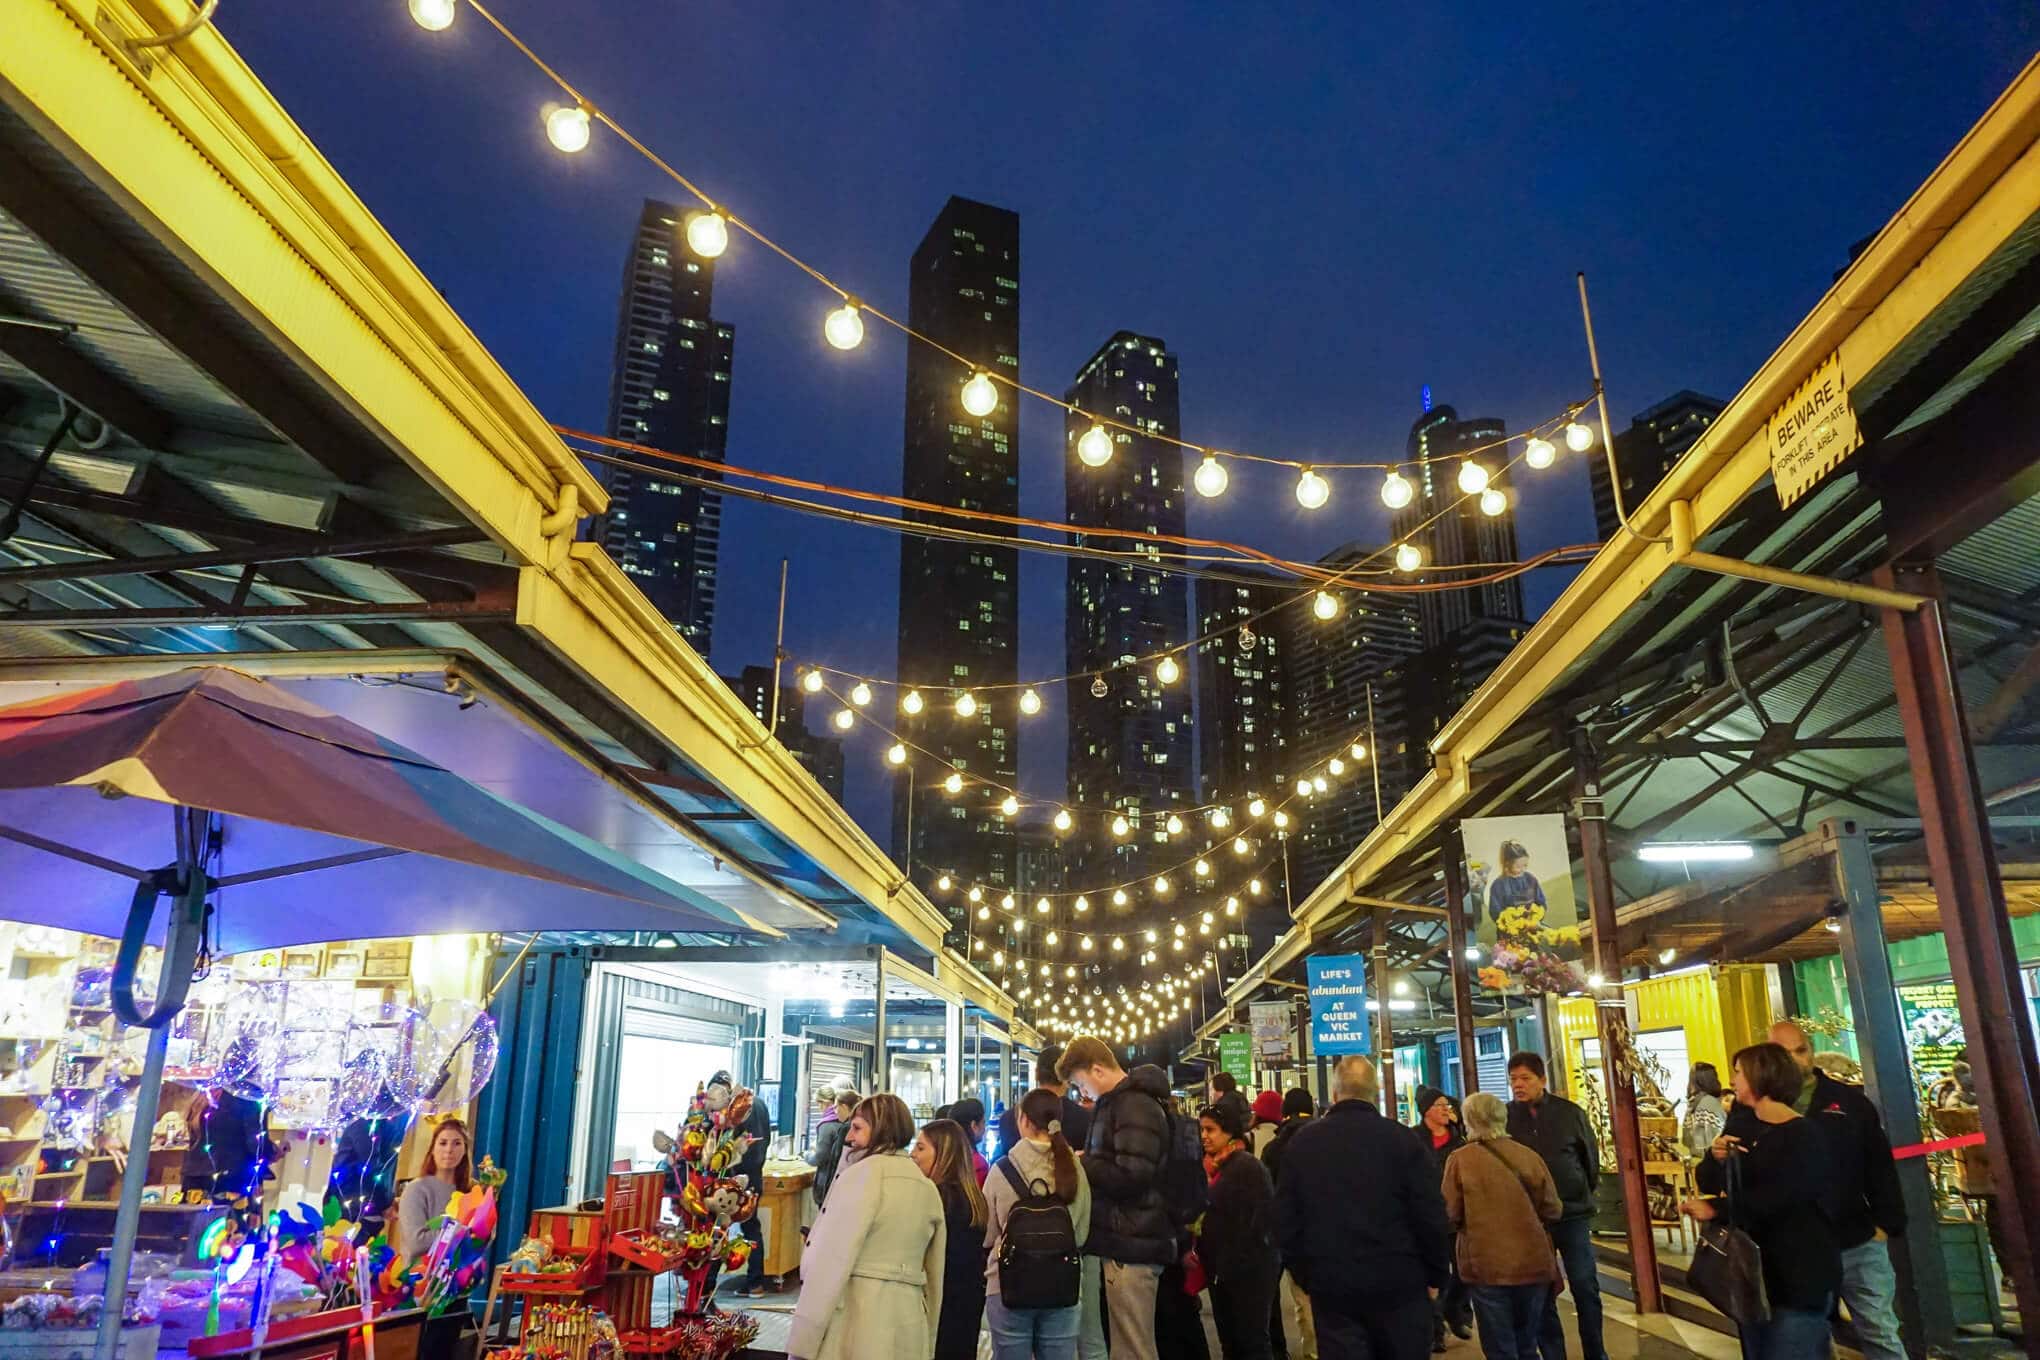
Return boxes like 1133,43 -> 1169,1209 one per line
721,665 -> 847,803
1063,333 -> 1195,888
1193,570 -> 1292,809
892,197 -> 1021,937
1281,545 -> 1423,892
1589,390 -> 1726,541
596,200 -> 733,651
1394,401 -> 1523,649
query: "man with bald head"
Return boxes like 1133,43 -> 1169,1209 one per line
1717,1021 -> 1907,1360
1274,1056 -> 1450,1360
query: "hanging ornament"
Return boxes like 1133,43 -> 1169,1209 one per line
1237,624 -> 1256,653
1090,676 -> 1109,699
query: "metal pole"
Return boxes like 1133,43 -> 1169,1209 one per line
1441,826 -> 1479,1095
1828,817 -> 1954,1356
765,558 -> 789,737
1878,566 -> 2040,1343
1572,735 -> 1663,1313
1372,908 -> 1397,1118
873,950 -> 888,1094
1366,683 -> 1383,824
1575,273 -> 1665,546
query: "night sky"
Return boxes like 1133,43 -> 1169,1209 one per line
215,4 -> 2037,841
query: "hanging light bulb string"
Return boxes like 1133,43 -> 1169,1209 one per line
437,1 -> 1595,487
948,855 -> 1285,954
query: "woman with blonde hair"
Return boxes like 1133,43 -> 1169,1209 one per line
790,1094 -> 947,1360
914,1118 -> 990,1359
1441,1093 -> 1561,1360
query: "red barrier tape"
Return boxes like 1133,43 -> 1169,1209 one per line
1890,1131 -> 1984,1159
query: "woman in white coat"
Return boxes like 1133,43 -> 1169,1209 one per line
789,1093 -> 947,1360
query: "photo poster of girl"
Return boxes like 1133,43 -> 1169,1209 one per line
1457,813 -> 1580,946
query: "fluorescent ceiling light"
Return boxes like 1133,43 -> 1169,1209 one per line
1637,841 -> 1754,864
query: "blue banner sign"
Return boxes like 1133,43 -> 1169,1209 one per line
1306,953 -> 1371,1055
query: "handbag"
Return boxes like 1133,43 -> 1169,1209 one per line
1687,1152 -> 1771,1325
1472,1141 -> 1564,1293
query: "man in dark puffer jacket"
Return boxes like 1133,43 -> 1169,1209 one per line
1060,1035 -> 1174,1360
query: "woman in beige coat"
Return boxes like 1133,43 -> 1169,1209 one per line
1440,1092 -> 1561,1360
789,1094 -> 948,1360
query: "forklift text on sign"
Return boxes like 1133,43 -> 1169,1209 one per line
1768,351 -> 1860,507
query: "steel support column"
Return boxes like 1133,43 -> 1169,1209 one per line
1441,827 -> 1480,1095
1373,907 -> 1397,1115
1573,737 -> 1663,1313
873,951 -> 888,1094
1878,564 -> 2040,1350
1828,817 -> 1954,1356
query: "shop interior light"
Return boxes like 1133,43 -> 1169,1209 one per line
1636,841 -> 1754,863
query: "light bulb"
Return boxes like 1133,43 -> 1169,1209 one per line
1145,929 -> 1159,944
968,886 -> 983,902
1380,469 -> 1414,509
1074,895 -> 1089,913
1564,420 -> 1596,452
1659,947 -> 1678,964
1174,923 -> 1187,937
1111,814 -> 1130,838
1480,488 -> 1506,517
962,372 -> 999,418
944,772 -> 964,795
936,874 -> 952,891
1077,424 -> 1114,467
1053,808 -> 1074,832
1350,741 -> 1367,761
1193,455 -> 1228,498
1312,776 -> 1328,794
1090,675 -> 1109,699
978,905 -> 991,921
1587,971 -> 1606,988
1194,858 -> 1211,877
955,691 -> 979,718
1165,814 -> 1184,836
801,669 -> 824,693
1046,930 -> 1059,946
1209,807 -> 1231,830
1233,836 -> 1249,855
545,104 -> 591,153
685,211 -> 729,259
1037,897 -> 1051,914
1248,797 -> 1267,819
1294,466 -> 1330,509
1250,878 -> 1265,895
1457,460 -> 1491,495
1273,810 -> 1291,829
1394,542 -> 1423,573
409,0 -> 455,29
1002,893 -> 1016,911
1019,688 -> 1043,715
886,742 -> 907,766
1011,917 -> 1025,934
1112,889 -> 1128,907
1524,436 -> 1556,469
901,689 -> 924,716
824,302 -> 864,351
849,682 -> 873,706
1328,757 -> 1345,776
832,708 -> 854,731
1113,937 -> 1126,952
1155,655 -> 1181,685
1313,590 -> 1339,620
1000,794 -> 1020,816
1224,896 -> 1239,915
1080,938 -> 1094,952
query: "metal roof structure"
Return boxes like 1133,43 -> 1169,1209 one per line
0,0 -> 1030,1039
1199,54 -> 2040,1044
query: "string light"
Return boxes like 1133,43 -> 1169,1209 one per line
1112,890 -> 1128,907
685,210 -> 730,260
1328,757 -> 1345,776
1273,810 -> 1291,829
1248,797 -> 1267,818
824,301 -> 865,351
1457,460 -> 1491,495
1380,469 -> 1413,509
1000,794 -> 1020,816
1250,878 -> 1265,894
1002,893 -> 1016,911
1112,938 -> 1125,951
1394,542 -> 1424,572
1524,436 -> 1556,469
1350,741 -> 1367,760
944,772 -> 964,795
1154,875 -> 1172,894
1053,808 -> 1074,832
1480,488 -> 1507,517
1165,814 -> 1184,836
1295,467 -> 1330,510
1194,858 -> 1211,877
937,875 -> 952,891
886,742 -> 907,765
832,708 -> 854,731
1074,895 -> 1090,913
1193,455 -> 1229,498
962,372 -> 999,418
1155,655 -> 1181,685
1037,897 -> 1052,914
1233,836 -> 1250,855
1564,421 -> 1596,453
849,682 -> 873,706
955,691 -> 979,718
409,0 -> 455,29
1077,424 -> 1114,467
544,104 -> 591,153
1312,590 -> 1339,621
1209,807 -> 1231,830
1081,937 -> 1094,951
1224,896 -> 1240,915
1111,814 -> 1130,838
901,689 -> 924,715
801,669 -> 824,694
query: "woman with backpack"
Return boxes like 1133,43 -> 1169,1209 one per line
913,1119 -> 990,1360
982,1087 -> 1093,1360
1440,1093 -> 1561,1360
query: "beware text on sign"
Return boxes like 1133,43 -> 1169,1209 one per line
1768,351 -> 1860,508
1306,953 -> 1371,1056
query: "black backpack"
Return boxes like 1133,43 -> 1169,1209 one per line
994,1158 -> 1081,1309
1159,1106 -> 1210,1228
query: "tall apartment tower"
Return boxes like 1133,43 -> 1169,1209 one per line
720,665 -> 847,804
1281,544 -> 1423,894
1063,333 -> 1195,888
597,200 -> 733,651
1589,390 -> 1726,541
1393,399 -> 1524,649
892,197 -> 1021,936
1194,568 -> 1294,921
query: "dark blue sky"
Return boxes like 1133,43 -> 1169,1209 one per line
218,4 -> 2037,837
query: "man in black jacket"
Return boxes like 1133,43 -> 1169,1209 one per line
1061,1035 -> 1175,1360
1275,1055 -> 1450,1360
996,1044 -> 1092,1161
1716,1022 -> 1906,1360
1506,1052 -> 1604,1360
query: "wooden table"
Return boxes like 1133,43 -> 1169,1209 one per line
759,1169 -> 814,1281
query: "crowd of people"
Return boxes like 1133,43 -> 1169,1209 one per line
778,1019 -> 1919,1360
